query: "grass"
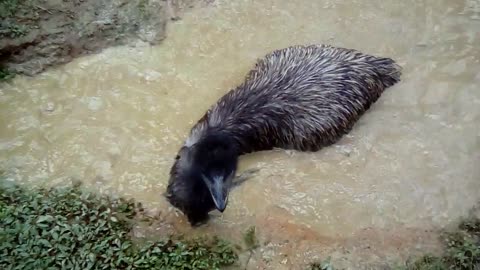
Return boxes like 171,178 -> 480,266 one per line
0,180 -> 238,270
137,0 -> 148,15
0,22 -> 28,38
0,0 -> 30,38
306,215 -> 480,270
243,226 -> 259,251
0,174 -> 477,270
0,0 -> 20,18
137,0 -> 153,21
396,217 -> 480,270
0,68 -> 15,82
308,257 -> 335,270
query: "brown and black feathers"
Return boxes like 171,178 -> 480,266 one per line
166,44 -> 402,225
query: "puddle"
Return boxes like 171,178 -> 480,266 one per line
1,0 -> 479,268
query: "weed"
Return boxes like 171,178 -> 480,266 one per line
0,0 -> 20,18
309,257 -> 335,270
137,0 -> 151,19
393,216 -> 480,270
0,22 -> 28,38
0,0 -> 29,38
244,226 -> 259,251
0,68 -> 15,82
0,180 -> 238,269
307,215 -> 480,270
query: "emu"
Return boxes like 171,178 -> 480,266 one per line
165,44 -> 402,225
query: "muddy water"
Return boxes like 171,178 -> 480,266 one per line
1,0 -> 480,268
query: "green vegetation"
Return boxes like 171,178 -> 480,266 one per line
396,217 -> 480,270
0,22 -> 28,38
241,225 -> 260,269
138,0 -> 148,15
308,257 -> 334,270
0,68 -> 15,82
243,226 -> 259,251
0,180 -> 237,270
0,0 -> 20,18
0,0 -> 31,38
0,175 -> 477,270
306,215 -> 480,270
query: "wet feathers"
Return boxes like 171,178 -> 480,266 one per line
185,44 -> 401,153
166,44 -> 402,224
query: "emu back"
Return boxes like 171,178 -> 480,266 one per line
185,44 -> 402,154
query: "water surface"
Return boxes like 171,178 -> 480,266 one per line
1,0 -> 479,268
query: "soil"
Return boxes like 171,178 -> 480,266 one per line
0,0 -> 208,76
131,205 -> 445,269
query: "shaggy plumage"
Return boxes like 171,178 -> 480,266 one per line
165,44 -> 402,225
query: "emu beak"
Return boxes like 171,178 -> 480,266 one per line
201,174 -> 230,212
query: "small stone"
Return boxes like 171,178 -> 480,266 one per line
145,207 -> 160,218
44,102 -> 55,112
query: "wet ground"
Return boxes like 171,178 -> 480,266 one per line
1,0 -> 480,269
0,0 -> 206,76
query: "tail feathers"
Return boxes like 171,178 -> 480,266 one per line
371,57 -> 402,88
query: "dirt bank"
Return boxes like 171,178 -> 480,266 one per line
0,0 -> 208,76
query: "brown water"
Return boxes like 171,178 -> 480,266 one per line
1,0 -> 480,268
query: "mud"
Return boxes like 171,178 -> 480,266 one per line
0,0 -> 209,76
131,204 -> 444,269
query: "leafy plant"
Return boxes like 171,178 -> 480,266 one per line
309,257 -> 335,270
0,68 -> 15,82
0,0 -> 20,18
0,180 -> 237,269
138,0 -> 148,15
1,22 -> 28,37
307,214 -> 480,270
243,226 -> 259,251
395,215 -> 480,270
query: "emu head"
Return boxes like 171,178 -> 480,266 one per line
165,133 -> 238,225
